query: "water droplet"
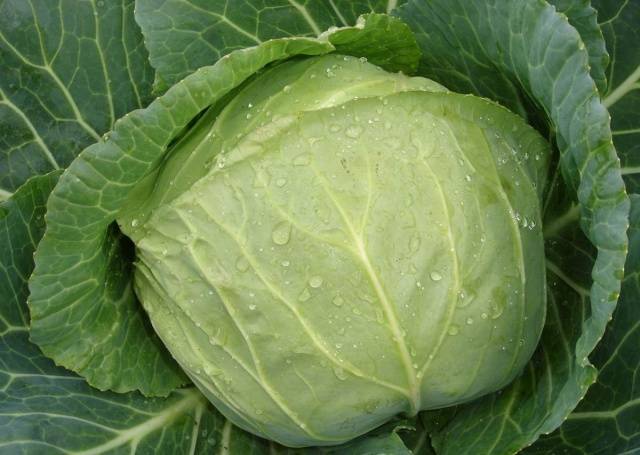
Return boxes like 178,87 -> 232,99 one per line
329,124 -> 341,133
275,178 -> 287,187
409,235 -> 421,253
345,126 -> 363,138
298,288 -> 311,302
465,175 -> 472,182
457,290 -> 475,308
448,324 -> 460,336
216,156 -> 226,168
131,218 -> 139,228
248,304 -> 256,311
281,260 -> 290,267
333,367 -> 348,380
358,56 -> 368,63
293,154 -> 311,166
332,296 -> 344,307
309,275 -> 323,288
235,256 -> 250,272
466,317 -> 474,325
283,85 -> 292,93
490,300 -> 505,319
272,222 -> 291,245
252,168 -> 270,187
430,271 -> 443,281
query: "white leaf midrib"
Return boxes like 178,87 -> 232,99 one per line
71,389 -> 204,455
311,166 -> 421,412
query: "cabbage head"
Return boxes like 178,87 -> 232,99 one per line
115,54 -> 550,447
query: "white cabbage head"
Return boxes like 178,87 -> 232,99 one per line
119,54 -> 549,447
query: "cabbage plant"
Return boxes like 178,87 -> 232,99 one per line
1,1 -> 638,454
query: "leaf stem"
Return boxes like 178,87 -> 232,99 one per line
543,205 -> 581,238
604,65 -> 640,108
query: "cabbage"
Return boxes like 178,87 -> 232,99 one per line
118,55 -> 548,445
2,2 -> 634,454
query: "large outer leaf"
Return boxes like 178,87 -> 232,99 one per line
547,0 -> 609,94
395,0 -> 629,453
523,1 -> 640,453
0,0 -> 154,195
523,198 -> 640,455
134,0 -> 406,91
0,173 -> 59,328
27,14 -> 422,397
597,0 -> 640,191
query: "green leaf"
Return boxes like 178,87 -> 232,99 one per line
327,432 -> 412,455
134,0 -> 406,91
398,416 -> 435,455
595,0 -> 640,194
395,0 -> 628,453
524,1 -> 640,452
547,0 -> 609,94
0,172 -> 60,330
326,13 -> 421,74
523,196 -> 640,454
0,0 -> 154,194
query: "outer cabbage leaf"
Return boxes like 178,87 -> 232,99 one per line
597,0 -> 640,194
0,0 -> 153,195
523,1 -> 640,452
134,0 -> 407,91
395,0 -> 629,453
547,0 -> 609,94
523,198 -> 640,455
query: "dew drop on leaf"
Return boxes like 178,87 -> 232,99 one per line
345,125 -> 363,138
235,256 -> 250,272
490,300 -> 505,319
333,367 -> 347,380
293,154 -> 311,166
298,288 -> 311,302
309,275 -> 323,288
272,222 -> 291,245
